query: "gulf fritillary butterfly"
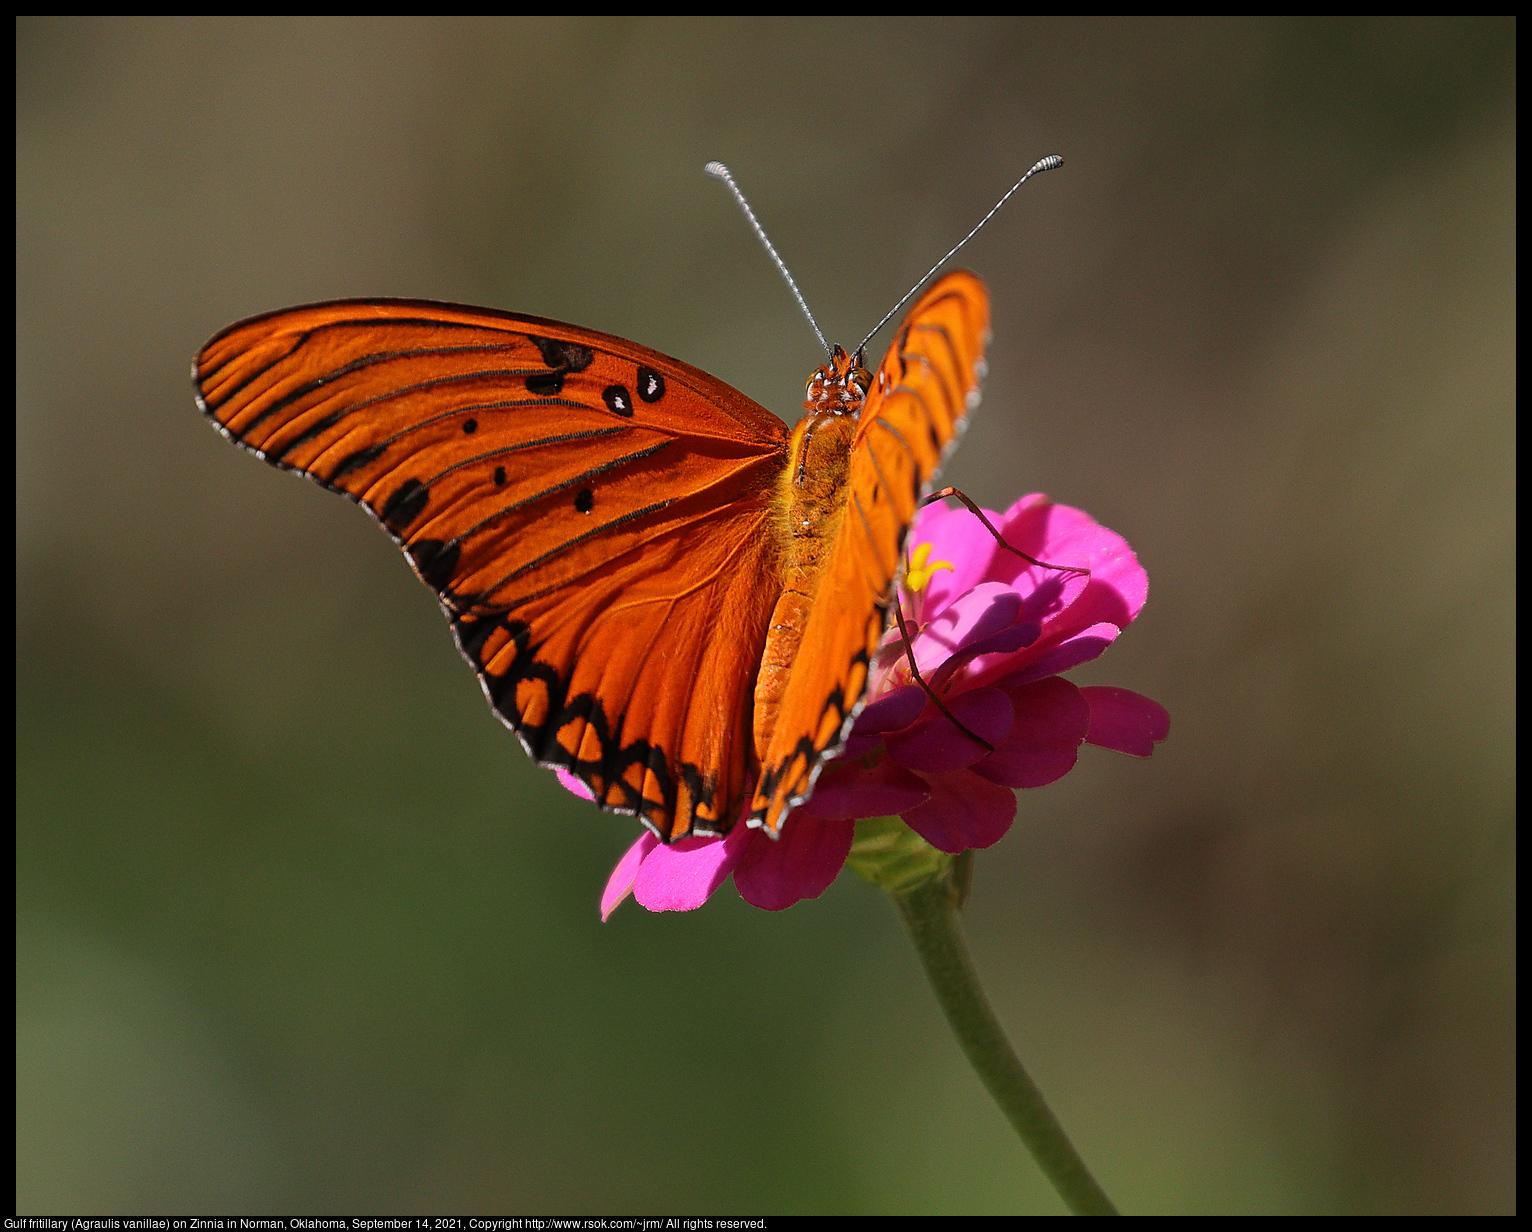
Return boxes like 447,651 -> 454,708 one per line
195,269 -> 988,842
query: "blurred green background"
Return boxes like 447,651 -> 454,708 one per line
16,17 -> 1514,1215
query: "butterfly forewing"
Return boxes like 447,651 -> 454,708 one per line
751,271 -> 990,833
196,299 -> 789,839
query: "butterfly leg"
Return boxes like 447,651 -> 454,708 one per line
923,486 -> 1090,577
893,590 -> 994,754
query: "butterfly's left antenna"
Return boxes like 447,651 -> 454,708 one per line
706,161 -> 833,360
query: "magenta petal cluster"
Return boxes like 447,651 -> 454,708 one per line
574,494 -> 1167,918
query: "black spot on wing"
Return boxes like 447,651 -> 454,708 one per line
602,385 -> 634,417
636,366 -> 665,402
574,488 -> 594,513
522,336 -> 595,397
409,538 -> 459,593
266,408 -> 346,464
453,610 -> 505,666
332,441 -> 387,481
380,479 -> 429,530
527,336 -> 594,373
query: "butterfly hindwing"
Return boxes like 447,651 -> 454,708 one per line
196,299 -> 790,839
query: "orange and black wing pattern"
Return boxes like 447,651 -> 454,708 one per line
195,300 -> 790,839
750,271 -> 990,832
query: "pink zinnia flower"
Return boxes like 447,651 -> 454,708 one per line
569,494 -> 1168,918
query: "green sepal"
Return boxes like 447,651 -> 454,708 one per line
847,815 -> 956,896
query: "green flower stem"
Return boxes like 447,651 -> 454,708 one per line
893,874 -> 1119,1216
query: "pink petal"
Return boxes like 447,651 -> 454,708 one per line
600,831 -> 659,920
733,816 -> 855,911
792,756 -> 930,821
910,583 -> 1024,678
1080,686 -> 1170,756
910,500 -> 1012,614
998,499 -> 1105,567
885,687 -> 1014,773
956,620 -> 1043,659
1020,510 -> 1147,634
854,684 -> 928,733
972,676 -> 1089,788
843,685 -> 927,756
900,769 -> 1018,853
632,825 -> 751,913
555,766 -> 595,802
978,508 -> 1097,627
927,619 -> 1042,693
839,731 -> 883,760
930,620 -> 1046,692
915,494 -> 1057,616
912,498 -> 1139,685
961,501 -> 1143,640
984,621 -> 1122,690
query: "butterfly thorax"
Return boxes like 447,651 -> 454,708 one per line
803,343 -> 873,416
751,351 -> 869,765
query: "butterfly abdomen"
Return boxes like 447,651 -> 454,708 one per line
752,410 -> 859,763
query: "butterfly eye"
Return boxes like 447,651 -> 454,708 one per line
850,367 -> 872,396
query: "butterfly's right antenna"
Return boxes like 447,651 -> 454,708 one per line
855,154 -> 1063,357
706,161 -> 833,360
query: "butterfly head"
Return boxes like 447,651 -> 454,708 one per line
804,344 -> 873,416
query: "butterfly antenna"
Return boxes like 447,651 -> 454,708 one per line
855,154 -> 1063,357
705,161 -> 833,360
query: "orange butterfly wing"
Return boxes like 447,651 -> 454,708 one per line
195,300 -> 789,839
750,270 -> 990,833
